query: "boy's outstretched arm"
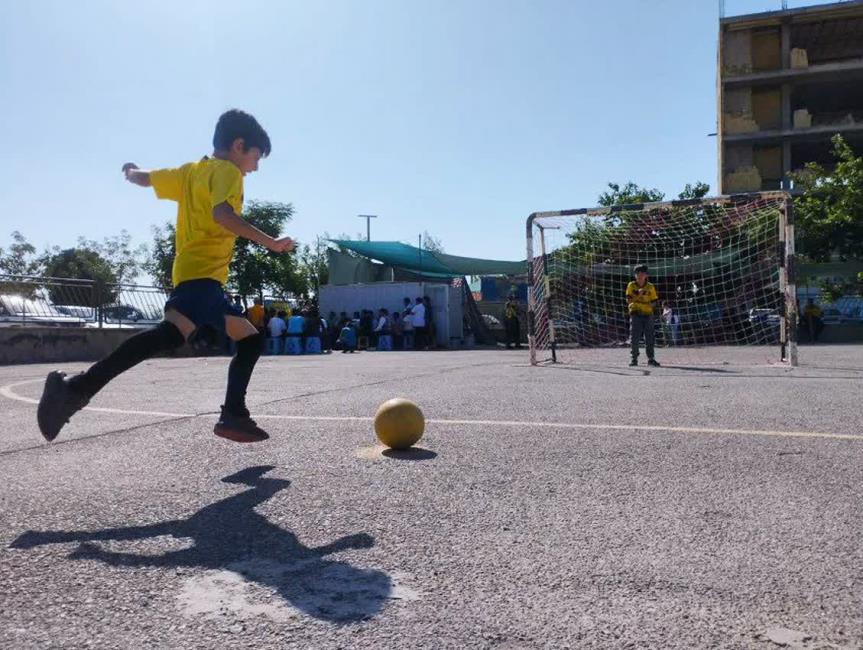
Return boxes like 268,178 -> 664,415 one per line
213,202 -> 295,253
121,163 -> 151,187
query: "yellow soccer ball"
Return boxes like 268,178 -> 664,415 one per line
374,398 -> 425,450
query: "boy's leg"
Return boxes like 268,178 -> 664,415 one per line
214,315 -> 267,443
629,316 -> 642,362
645,316 -> 657,362
37,311 -> 191,441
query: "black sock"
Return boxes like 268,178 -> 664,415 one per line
69,321 -> 185,398
224,333 -> 262,416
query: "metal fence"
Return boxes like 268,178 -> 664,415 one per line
0,274 -> 169,328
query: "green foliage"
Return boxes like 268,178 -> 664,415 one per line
421,231 -> 445,254
228,201 -> 303,299
75,231 -> 145,284
598,182 -> 665,207
0,231 -> 42,276
678,182 -> 710,200
791,135 -> 863,263
42,247 -> 118,306
297,235 -> 330,296
142,222 -> 176,292
818,274 -> 863,303
0,231 -> 43,297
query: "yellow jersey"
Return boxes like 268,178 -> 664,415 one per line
626,281 -> 658,316
150,157 -> 244,287
803,304 -> 822,319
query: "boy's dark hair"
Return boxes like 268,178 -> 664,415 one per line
634,264 -> 648,274
213,109 -> 271,156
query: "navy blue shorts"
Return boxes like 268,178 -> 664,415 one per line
164,279 -> 244,335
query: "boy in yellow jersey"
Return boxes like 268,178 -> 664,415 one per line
626,264 -> 660,367
37,109 -> 294,443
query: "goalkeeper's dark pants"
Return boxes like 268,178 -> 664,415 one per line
630,314 -> 655,361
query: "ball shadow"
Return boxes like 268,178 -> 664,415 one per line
381,447 -> 437,461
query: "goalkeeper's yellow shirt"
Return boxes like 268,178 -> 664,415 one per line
626,281 -> 658,316
150,157 -> 244,287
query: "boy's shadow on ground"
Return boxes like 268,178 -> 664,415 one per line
11,466 -> 391,623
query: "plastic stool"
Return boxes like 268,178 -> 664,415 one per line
305,337 -> 322,354
267,337 -> 283,355
285,336 -> 303,355
376,334 -> 393,351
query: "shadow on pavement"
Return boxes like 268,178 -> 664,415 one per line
10,465 -> 391,623
381,447 -> 438,461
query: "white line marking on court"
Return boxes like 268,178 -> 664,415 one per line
2,379 -> 861,442
0,379 -> 192,418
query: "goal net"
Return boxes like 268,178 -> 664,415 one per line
526,192 -> 797,366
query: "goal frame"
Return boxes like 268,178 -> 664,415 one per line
526,192 -> 798,367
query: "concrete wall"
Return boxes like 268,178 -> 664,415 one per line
723,29 -> 752,75
0,327 -> 140,365
0,327 -> 209,365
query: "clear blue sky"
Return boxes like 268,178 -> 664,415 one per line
0,0 -> 821,264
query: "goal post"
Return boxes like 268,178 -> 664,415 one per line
526,192 -> 798,366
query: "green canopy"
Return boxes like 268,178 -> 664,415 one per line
329,240 -> 526,277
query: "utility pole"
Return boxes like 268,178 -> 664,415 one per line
357,214 -> 377,241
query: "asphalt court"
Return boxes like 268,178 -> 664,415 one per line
1,346 -> 861,648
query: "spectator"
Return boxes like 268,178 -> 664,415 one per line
339,322 -> 358,353
264,307 -> 277,332
803,299 -> 825,342
503,293 -> 521,349
391,311 -> 404,350
267,310 -> 288,354
305,307 -> 324,338
423,296 -> 436,348
626,264 -> 660,367
321,312 -> 333,352
247,298 -> 266,334
330,313 -> 344,350
401,298 -> 414,350
373,308 -> 389,348
359,310 -> 374,349
661,300 -> 680,346
412,297 -> 428,350
287,309 -> 305,345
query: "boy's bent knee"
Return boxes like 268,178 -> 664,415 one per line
154,320 -> 186,349
236,332 -> 263,358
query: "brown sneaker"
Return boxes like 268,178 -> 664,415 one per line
214,408 -> 270,443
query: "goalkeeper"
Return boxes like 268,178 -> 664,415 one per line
626,265 -> 661,367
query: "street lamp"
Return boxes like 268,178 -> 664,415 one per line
357,214 -> 378,241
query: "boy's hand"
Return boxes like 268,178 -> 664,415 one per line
121,162 -> 139,180
270,237 -> 295,253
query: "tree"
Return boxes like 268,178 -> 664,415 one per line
297,235 -> 331,297
76,231 -> 146,285
421,231 -> 445,254
42,247 -> 118,306
678,182 -> 711,200
0,231 -> 42,276
598,182 -> 665,207
0,231 -> 43,297
228,201 -> 302,299
142,222 -> 176,292
792,135 -> 863,262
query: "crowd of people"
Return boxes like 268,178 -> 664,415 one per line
332,296 -> 436,352
236,295 -> 437,354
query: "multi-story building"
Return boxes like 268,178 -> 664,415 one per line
718,0 -> 863,193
